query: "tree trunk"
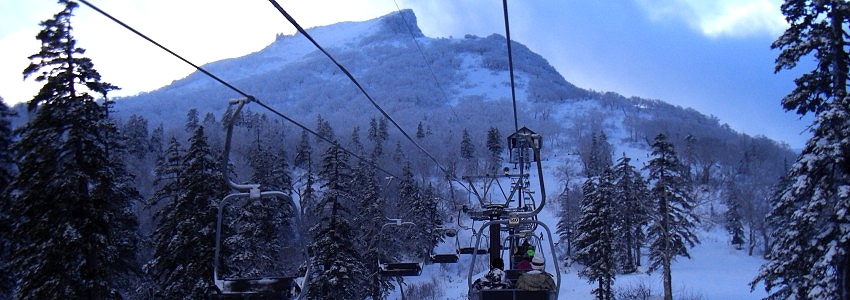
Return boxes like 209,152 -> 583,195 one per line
635,242 -> 642,267
663,255 -> 673,300
747,226 -> 756,256
840,249 -> 849,300
398,277 -> 405,300
597,280 -> 604,300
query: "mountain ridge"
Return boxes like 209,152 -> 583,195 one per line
108,9 -> 794,175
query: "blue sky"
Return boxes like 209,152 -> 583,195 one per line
0,0 -> 811,148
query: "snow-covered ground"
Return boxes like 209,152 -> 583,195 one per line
387,225 -> 769,300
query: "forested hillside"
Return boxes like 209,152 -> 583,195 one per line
0,7 -> 799,299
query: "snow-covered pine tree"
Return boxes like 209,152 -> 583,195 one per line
224,143 -> 293,278
315,114 -> 335,151
582,132 -> 613,177
397,161 -> 425,258
350,126 -> 365,155
123,114 -> 150,160
416,122 -> 426,140
574,171 -> 616,300
294,129 -> 312,169
151,137 -> 183,195
392,141 -> 405,164
304,142 -> 368,299
752,1 -> 850,299
486,126 -> 503,173
610,154 -> 649,273
460,128 -> 477,174
415,183 -> 445,260
460,128 -> 475,160
367,117 -> 387,158
556,181 -> 581,266
149,123 -> 164,159
643,133 -> 700,300
723,181 -> 745,250
0,98 -> 17,298
9,1 -> 140,297
351,159 -> 394,299
145,126 -> 226,298
185,108 -> 199,133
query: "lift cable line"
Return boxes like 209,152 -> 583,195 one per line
265,0 -> 474,194
502,0 -> 520,133
77,0 -> 248,100
77,0 -> 400,180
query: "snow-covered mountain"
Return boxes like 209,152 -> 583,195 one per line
106,9 -> 795,299
112,9 -> 790,163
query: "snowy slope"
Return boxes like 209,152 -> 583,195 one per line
385,161 -> 769,300
386,213 -> 769,299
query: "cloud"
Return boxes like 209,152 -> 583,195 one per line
634,0 -> 787,38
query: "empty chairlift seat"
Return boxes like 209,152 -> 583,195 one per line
379,262 -> 422,277
208,277 -> 300,299
458,247 -> 489,255
430,253 -> 459,263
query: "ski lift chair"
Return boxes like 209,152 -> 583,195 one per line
467,219 -> 560,300
209,98 -> 304,299
456,216 -> 490,255
430,227 -> 460,263
378,218 -> 423,276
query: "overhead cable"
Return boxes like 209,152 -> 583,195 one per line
77,0 -> 399,179
502,0 -> 520,133
265,0 -> 473,192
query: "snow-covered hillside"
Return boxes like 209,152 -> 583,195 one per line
389,227 -> 769,299
386,160 -> 771,299
96,9 -> 792,300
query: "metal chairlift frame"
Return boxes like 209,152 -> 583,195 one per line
378,218 -> 423,277
430,227 -> 460,264
210,98 -> 305,299
466,219 -> 561,300
455,212 -> 490,255
464,129 -> 559,300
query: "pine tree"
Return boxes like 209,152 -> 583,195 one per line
367,117 -> 385,158
304,143 -> 367,299
411,181 -> 444,261
351,160 -> 394,299
416,121 -> 426,140
149,123 -> 164,159
123,114 -> 150,160
145,126 -> 226,298
574,172 -> 616,300
460,128 -> 475,160
315,114 -> 335,147
610,154 -> 649,273
350,126 -> 365,155
556,182 -> 581,265
0,99 -> 17,298
460,128 -> 477,174
294,130 -> 312,169
224,143 -> 293,277
9,1 -> 139,297
752,1 -> 850,298
398,162 -> 425,257
486,127 -> 503,173
185,108 -> 199,133
583,132 -> 613,177
643,133 -> 699,300
723,181 -> 745,250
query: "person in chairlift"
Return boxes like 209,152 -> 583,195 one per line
516,255 -> 555,291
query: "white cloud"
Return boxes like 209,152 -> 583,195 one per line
635,0 -> 787,38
